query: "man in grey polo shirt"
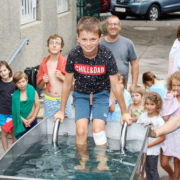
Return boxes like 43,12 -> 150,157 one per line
101,15 -> 139,91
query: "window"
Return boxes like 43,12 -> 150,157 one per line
20,0 -> 37,25
57,0 -> 69,14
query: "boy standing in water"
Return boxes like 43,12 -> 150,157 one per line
37,34 -> 73,119
54,17 -> 132,146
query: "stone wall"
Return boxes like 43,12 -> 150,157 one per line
0,0 -> 77,73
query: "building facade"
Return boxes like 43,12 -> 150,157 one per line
0,0 -> 77,72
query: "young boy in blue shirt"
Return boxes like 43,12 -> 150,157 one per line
54,16 -> 132,146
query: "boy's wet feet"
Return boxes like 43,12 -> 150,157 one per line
96,155 -> 109,171
74,156 -> 89,170
74,164 -> 85,170
97,163 -> 110,171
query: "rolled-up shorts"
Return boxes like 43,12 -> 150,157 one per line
73,91 -> 110,123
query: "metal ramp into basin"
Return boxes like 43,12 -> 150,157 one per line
0,118 -> 149,180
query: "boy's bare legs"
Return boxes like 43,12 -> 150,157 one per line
173,157 -> 180,180
95,145 -> 109,171
75,118 -> 89,170
1,126 -> 8,151
74,144 -> 89,170
11,131 -> 16,144
93,119 -> 109,170
1,127 -> 16,152
160,150 -> 174,180
75,119 -> 109,171
92,119 -> 106,135
76,118 -> 89,145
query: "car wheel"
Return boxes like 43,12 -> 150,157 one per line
146,4 -> 160,21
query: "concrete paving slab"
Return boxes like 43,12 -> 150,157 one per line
123,24 -> 177,84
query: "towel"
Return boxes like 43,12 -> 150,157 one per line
168,39 -> 180,75
37,54 -> 67,92
161,92 -> 180,117
12,84 -> 35,137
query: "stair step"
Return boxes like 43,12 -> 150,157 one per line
40,98 -> 44,108
37,108 -> 44,119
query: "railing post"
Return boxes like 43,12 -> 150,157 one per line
8,39 -> 29,65
120,122 -> 128,155
52,119 -> 61,147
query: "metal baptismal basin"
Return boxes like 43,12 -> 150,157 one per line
0,118 -> 149,180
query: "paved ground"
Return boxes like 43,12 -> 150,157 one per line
124,20 -> 179,85
0,18 -> 179,179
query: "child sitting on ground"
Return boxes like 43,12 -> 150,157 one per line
112,72 -> 131,122
0,61 -> 16,151
37,34 -> 73,119
12,72 -> 40,139
160,71 -> 180,180
137,92 -> 165,180
143,71 -> 168,101
128,85 -> 145,122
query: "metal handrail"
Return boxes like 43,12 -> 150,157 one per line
8,39 -> 29,65
120,122 -> 128,155
52,119 -> 61,147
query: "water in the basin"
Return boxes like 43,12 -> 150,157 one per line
3,135 -> 143,180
